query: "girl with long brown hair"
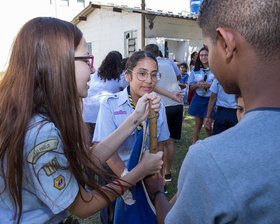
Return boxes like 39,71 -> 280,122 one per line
0,17 -> 163,223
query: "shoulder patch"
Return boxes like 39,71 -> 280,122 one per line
54,175 -> 65,190
43,158 -> 60,176
27,139 -> 59,164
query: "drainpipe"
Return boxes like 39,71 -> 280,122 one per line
141,0 -> 145,49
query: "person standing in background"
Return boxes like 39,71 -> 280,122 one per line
144,44 -> 184,185
187,51 -> 198,105
82,51 -> 127,145
188,47 -> 215,143
204,78 -> 238,135
178,62 -> 189,105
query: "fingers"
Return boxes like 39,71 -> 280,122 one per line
155,151 -> 163,158
145,92 -> 161,112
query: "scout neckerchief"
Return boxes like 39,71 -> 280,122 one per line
202,67 -> 210,95
202,67 -> 210,81
127,86 -> 143,133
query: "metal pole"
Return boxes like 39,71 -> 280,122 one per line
141,0 -> 145,49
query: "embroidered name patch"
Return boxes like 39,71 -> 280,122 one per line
43,158 -> 60,176
54,175 -> 65,190
114,110 -> 127,115
27,139 -> 59,164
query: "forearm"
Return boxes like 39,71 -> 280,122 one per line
206,93 -> 217,118
68,163 -> 147,218
169,192 -> 177,206
91,113 -> 140,164
189,84 -> 199,90
154,193 -> 172,224
154,85 -> 175,101
106,152 -> 126,177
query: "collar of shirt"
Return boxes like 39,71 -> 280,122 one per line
115,86 -> 130,107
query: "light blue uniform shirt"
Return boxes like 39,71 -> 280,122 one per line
188,67 -> 215,97
83,70 -> 128,123
210,79 -> 237,109
93,87 -> 170,165
0,115 -> 79,223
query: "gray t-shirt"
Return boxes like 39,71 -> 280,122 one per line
156,57 -> 183,107
166,108 -> 280,223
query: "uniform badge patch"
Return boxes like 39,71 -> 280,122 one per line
43,158 -> 60,176
54,175 -> 65,190
27,139 -> 59,164
114,110 -> 127,115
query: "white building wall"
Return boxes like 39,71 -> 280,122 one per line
77,8 -> 142,68
145,16 -> 203,65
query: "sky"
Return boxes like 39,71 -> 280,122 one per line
0,0 -> 190,71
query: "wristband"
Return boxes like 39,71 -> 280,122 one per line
113,179 -> 125,195
151,190 -> 166,204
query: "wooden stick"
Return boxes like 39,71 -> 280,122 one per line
149,100 -> 157,153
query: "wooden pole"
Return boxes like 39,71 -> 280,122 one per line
141,0 -> 145,49
149,100 -> 157,153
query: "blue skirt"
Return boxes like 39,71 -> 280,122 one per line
188,93 -> 210,118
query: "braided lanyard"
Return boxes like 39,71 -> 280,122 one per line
202,67 -> 210,95
127,86 -> 143,133
202,67 -> 210,81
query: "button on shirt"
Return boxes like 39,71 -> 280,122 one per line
93,87 -> 170,165
210,79 -> 237,109
188,68 -> 215,97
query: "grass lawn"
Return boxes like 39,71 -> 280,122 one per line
75,106 -> 207,224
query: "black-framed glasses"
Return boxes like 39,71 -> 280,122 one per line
74,55 -> 94,69
127,69 -> 161,82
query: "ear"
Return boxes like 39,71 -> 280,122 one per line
216,28 -> 236,60
125,71 -> 132,83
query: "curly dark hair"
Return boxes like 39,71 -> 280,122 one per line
98,51 -> 123,81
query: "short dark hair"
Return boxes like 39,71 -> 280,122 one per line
198,0 -> 280,58
179,62 -> 188,70
144,44 -> 159,57
98,51 -> 123,81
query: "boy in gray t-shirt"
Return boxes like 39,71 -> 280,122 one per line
144,0 -> 280,223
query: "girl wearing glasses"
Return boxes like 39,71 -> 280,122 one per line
0,17 -> 163,224
93,51 -> 169,223
188,47 -> 215,143
94,51 -> 169,178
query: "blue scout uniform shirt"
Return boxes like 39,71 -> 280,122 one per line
179,73 -> 189,90
0,115 -> 79,223
188,67 -> 215,97
210,79 -> 237,109
93,87 -> 170,166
